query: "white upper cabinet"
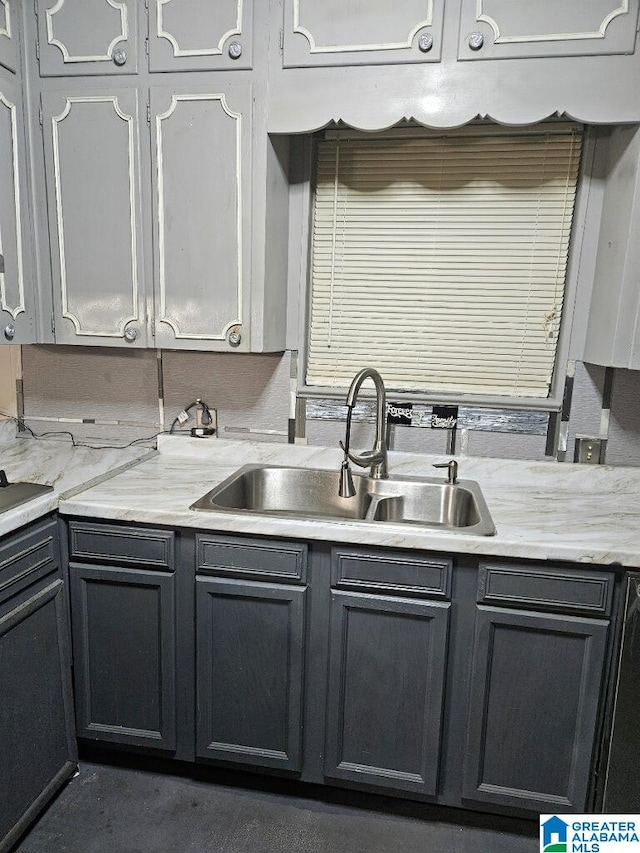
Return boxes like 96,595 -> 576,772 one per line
458,0 -> 640,60
36,0 -> 138,76
149,82 -> 251,350
40,86 -> 148,346
148,0 -> 252,72
0,69 -> 36,344
0,0 -> 18,73
283,0 -> 444,67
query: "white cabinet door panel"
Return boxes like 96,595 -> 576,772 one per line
149,0 -> 252,72
0,0 -> 18,74
0,72 -> 36,344
37,0 -> 138,76
41,87 -> 147,346
458,0 -> 640,59
283,0 -> 444,67
150,82 -> 251,350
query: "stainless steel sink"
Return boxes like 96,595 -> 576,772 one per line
191,465 -> 496,536
191,465 -> 371,520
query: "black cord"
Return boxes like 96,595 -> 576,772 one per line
168,399 -> 212,434
0,411 -> 164,450
2,399 -> 212,449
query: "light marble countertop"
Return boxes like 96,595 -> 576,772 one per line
59,435 -> 640,568
0,420 -> 154,537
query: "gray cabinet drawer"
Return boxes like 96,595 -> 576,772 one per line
332,547 -> 451,598
69,522 -> 175,571
0,518 -> 60,606
196,534 -> 307,583
478,562 -> 614,616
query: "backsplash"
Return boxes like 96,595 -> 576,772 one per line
13,345 -> 640,466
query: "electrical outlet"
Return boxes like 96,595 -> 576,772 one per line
574,436 -> 605,465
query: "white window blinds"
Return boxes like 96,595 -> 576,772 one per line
306,124 -> 582,399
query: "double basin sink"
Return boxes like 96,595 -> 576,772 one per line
191,464 -> 496,536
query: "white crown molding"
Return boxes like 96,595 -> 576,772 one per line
476,0 -> 629,43
293,0 -> 433,53
46,0 -> 128,63
156,93 -> 242,340
0,90 -> 25,321
52,96 -> 139,336
156,0 -> 242,57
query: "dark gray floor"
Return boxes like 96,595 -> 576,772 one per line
14,758 -> 539,853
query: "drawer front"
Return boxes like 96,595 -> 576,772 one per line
196,535 -> 307,583
332,547 -> 451,598
69,522 -> 175,571
478,562 -> 614,616
0,518 -> 60,605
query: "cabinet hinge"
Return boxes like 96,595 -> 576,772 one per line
38,104 -> 43,126
145,37 -> 149,56
50,314 -> 55,335
146,102 -> 150,124
279,29 -> 284,52
35,36 -> 40,60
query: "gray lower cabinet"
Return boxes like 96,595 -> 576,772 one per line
0,518 -> 76,853
68,523 -> 177,751
194,533 -> 307,771
324,590 -> 449,796
59,521 -> 617,815
195,576 -> 306,771
462,561 -> 614,813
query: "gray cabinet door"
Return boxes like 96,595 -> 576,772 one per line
0,69 -> 37,344
0,580 -> 77,851
150,81 -> 250,350
458,0 -> 640,60
324,590 -> 450,796
36,0 -> 137,76
283,0 -> 444,67
69,563 -> 177,751
41,85 -> 148,346
148,0 -> 252,72
462,606 -> 608,812
0,0 -> 18,74
196,576 -> 305,771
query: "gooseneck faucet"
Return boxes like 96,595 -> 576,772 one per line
339,368 -> 389,498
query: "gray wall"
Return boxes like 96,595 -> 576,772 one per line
18,345 -> 640,466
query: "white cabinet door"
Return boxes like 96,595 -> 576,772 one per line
0,70 -> 36,344
148,0 -> 252,72
458,0 -> 640,60
0,0 -> 18,74
41,86 -> 148,346
149,82 -> 251,350
283,0 -> 444,67
37,0 -> 138,76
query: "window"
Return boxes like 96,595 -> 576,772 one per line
305,124 -> 583,404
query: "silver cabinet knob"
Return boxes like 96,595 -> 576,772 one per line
468,32 -> 485,51
113,47 -> 127,66
228,329 -> 242,347
228,41 -> 242,59
3,323 -> 15,341
124,326 -> 138,342
418,33 -> 434,53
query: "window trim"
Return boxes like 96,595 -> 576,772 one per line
293,125 -> 599,413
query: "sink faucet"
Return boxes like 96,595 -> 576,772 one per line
339,367 -> 389,498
